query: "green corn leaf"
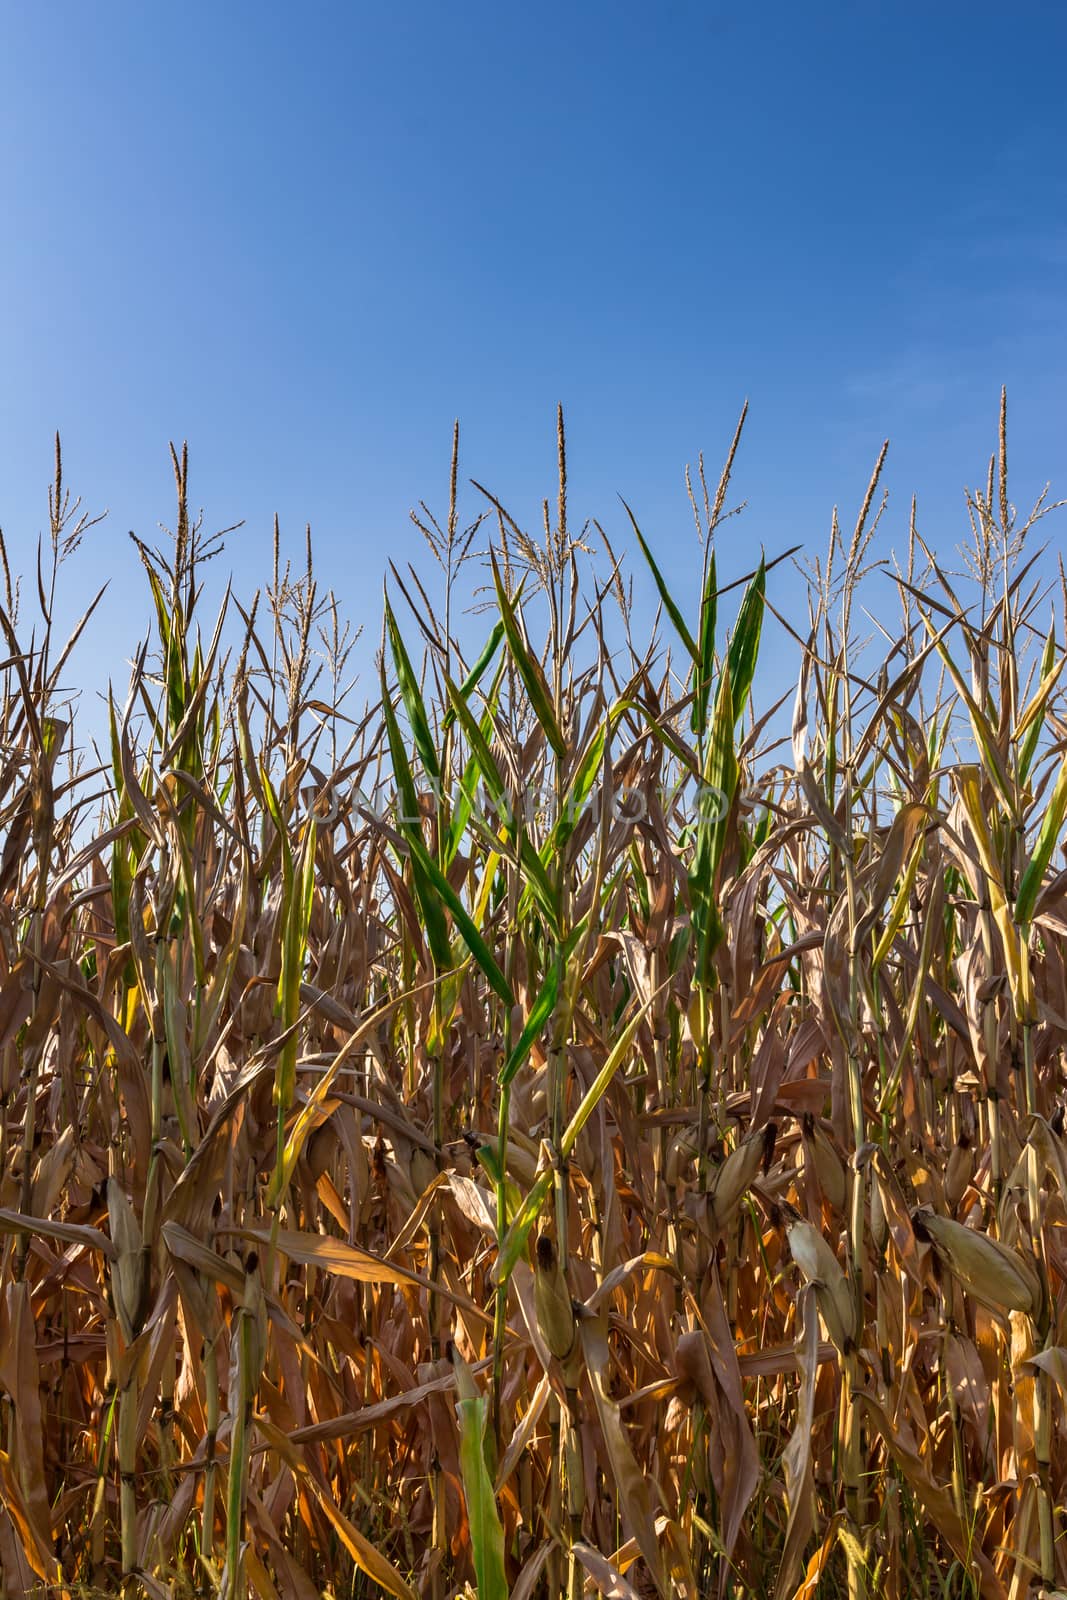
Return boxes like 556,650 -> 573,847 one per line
443,669 -> 508,809
455,1389 -> 508,1600
1016,754 -> 1067,926
380,667 -> 422,838
620,498 -> 699,665
298,818 -> 317,943
494,1169 -> 552,1284
691,547 -> 718,736
445,658 -> 506,866
669,923 -> 691,976
442,620 -> 505,732
474,1149 -> 523,1224
500,956 -> 561,1087
474,1142 -> 503,1186
956,766 -> 1032,1018
276,820 -> 316,1115
490,551 -> 568,761
144,562 -> 172,660
445,670 -> 561,932
385,598 -> 441,785
551,723 -> 607,853
704,656 -> 740,801
628,840 -> 651,924
427,964 -> 467,1059
161,793 -> 207,988
446,738 -> 486,869
407,832 -> 513,1006
511,840 -> 563,939
107,690 -> 125,802
386,677 -> 513,1001
689,660 -> 738,976
259,760 -> 286,843
725,559 -> 766,724
144,561 -> 188,737
1016,625 -> 1062,783
408,851 -> 453,974
381,663 -> 452,971
260,769 -> 295,1112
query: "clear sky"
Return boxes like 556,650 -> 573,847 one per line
1,1 -> 1064,725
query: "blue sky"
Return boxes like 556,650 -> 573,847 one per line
1,1 -> 1064,727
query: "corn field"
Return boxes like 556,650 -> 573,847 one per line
1,398 -> 1066,1600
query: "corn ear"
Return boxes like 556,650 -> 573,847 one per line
534,1230 -> 578,1366
785,1218 -> 856,1355
704,1128 -> 771,1231
107,1178 -> 147,1345
913,1207 -> 1042,1317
